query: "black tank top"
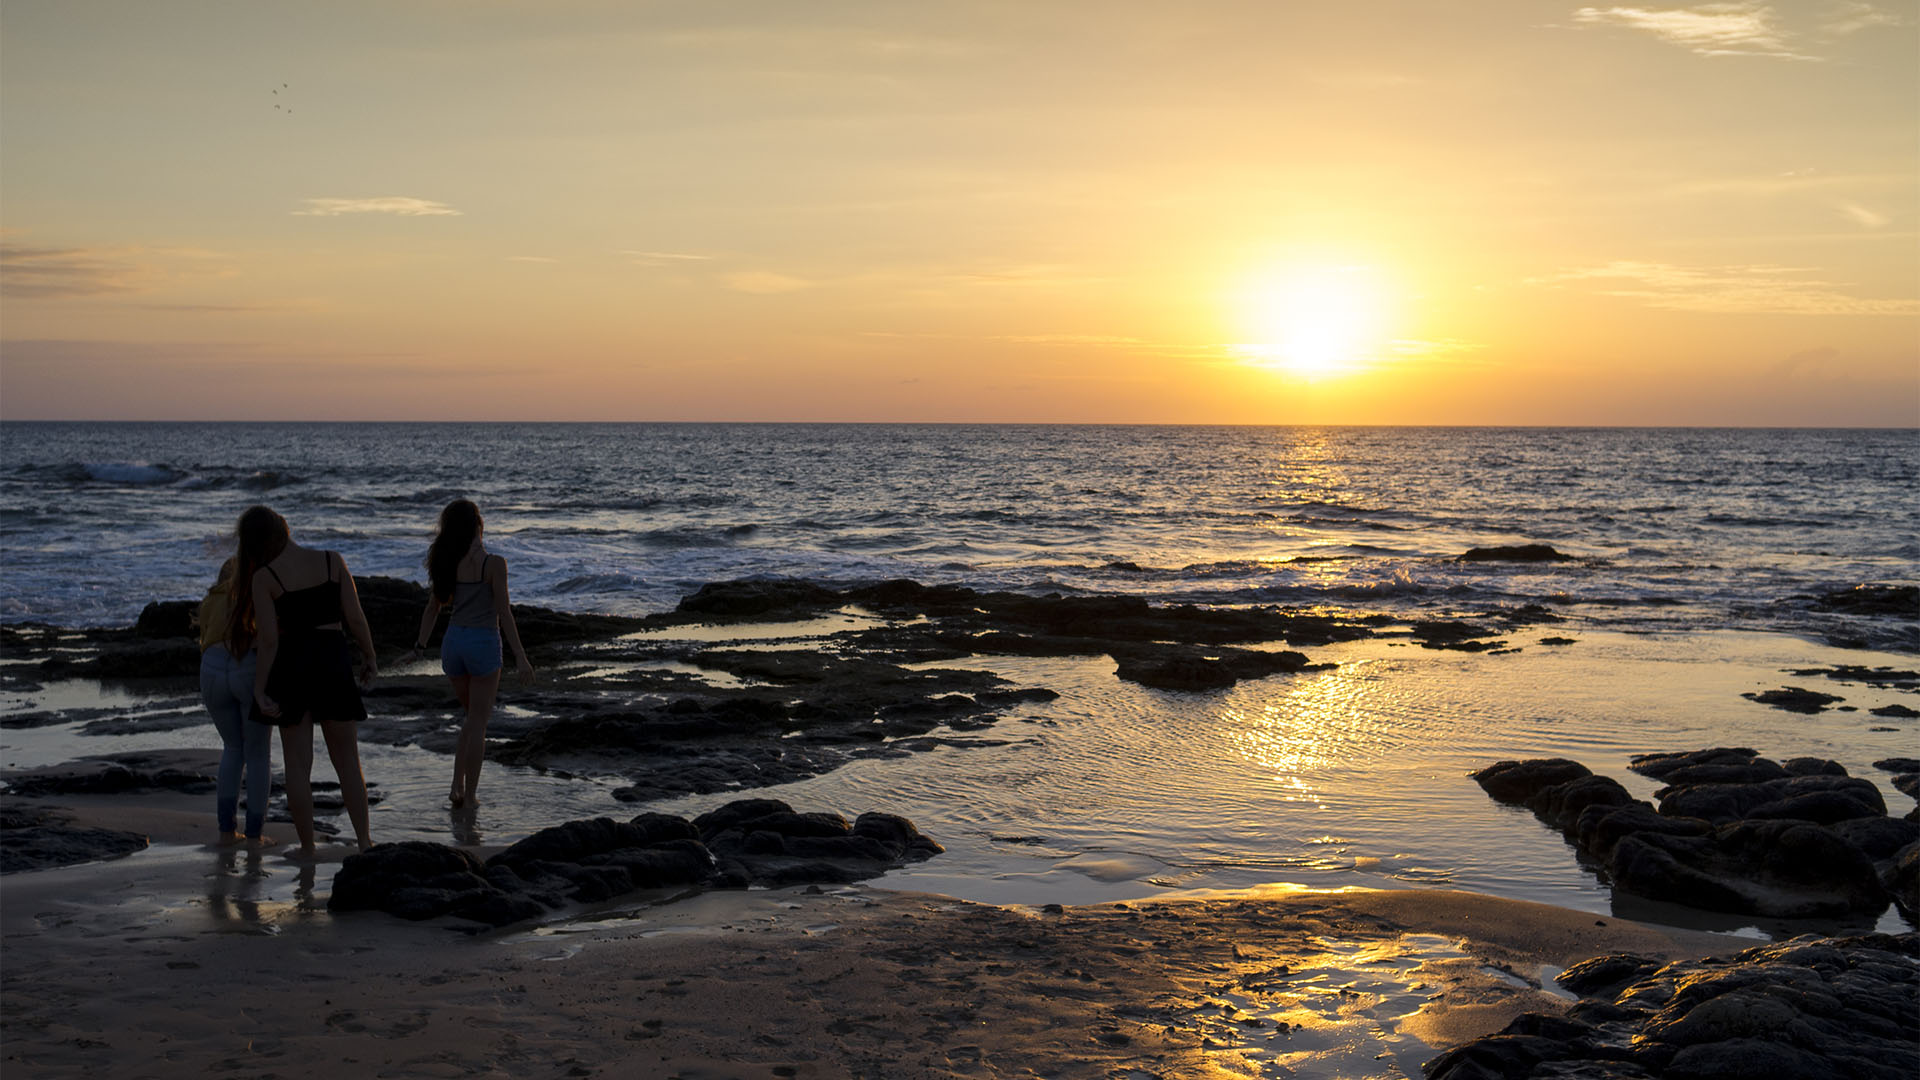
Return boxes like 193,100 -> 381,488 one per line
267,553 -> 343,633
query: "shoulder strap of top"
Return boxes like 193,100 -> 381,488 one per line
264,563 -> 285,589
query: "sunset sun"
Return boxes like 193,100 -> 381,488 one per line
1233,266 -> 1394,379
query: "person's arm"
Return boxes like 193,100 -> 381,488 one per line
252,568 -> 281,718
489,555 -> 534,680
411,590 -> 444,661
335,553 -> 378,687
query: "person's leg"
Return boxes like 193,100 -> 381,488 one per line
229,652 -> 273,842
319,718 -> 373,851
446,674 -> 472,804
279,717 -> 316,856
455,669 -> 501,804
201,647 -> 244,840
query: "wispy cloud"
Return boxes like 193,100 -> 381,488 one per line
0,242 -> 232,299
292,197 -> 463,217
0,243 -> 146,298
1570,2 -> 1908,59
1533,260 -> 1920,314
1835,201 -> 1891,228
996,334 -> 1146,346
620,250 -> 713,264
1571,4 -> 1811,58
724,271 -> 811,294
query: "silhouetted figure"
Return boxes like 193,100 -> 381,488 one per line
236,505 -> 378,857
198,555 -> 273,846
409,499 -> 533,807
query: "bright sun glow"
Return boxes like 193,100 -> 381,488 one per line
1232,266 -> 1393,379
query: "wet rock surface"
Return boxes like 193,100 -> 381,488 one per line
1472,748 -> 1914,919
1740,686 -> 1844,713
327,798 -> 943,928
1456,544 -> 1574,562
0,799 -> 149,873
1424,933 -> 1920,1080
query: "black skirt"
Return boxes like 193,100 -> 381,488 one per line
252,629 -> 367,726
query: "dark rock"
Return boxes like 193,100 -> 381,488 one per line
328,842 -> 489,918
1742,687 -> 1843,713
1610,819 -> 1887,918
1446,935 -> 1918,1080
674,579 -> 840,618
1572,802 -> 1711,858
1527,774 -> 1636,831
1629,748 -> 1767,782
1558,954 -> 1665,996
1663,1038 -> 1846,1080
1808,585 -> 1917,617
1894,774 -> 1920,800
1870,704 -> 1919,719
852,812 -> 944,858
1889,843 -> 1919,915
1472,758 -> 1593,804
0,800 -> 149,873
328,803 -> 942,928
489,817 -> 664,870
1539,636 -> 1578,646
1780,757 -> 1848,777
1872,757 -> 1920,773
1829,816 -> 1919,860
1457,544 -> 1574,562
1657,775 -> 1886,825
1422,1033 -> 1568,1079
692,799 -> 796,840
133,600 -> 196,639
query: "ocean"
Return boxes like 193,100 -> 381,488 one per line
2,423 -> 1914,648
2,423 -> 1916,926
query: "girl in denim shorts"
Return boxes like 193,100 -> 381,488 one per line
408,499 -> 533,806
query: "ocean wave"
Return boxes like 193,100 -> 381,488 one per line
31,462 -> 188,486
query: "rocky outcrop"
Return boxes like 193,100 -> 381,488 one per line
1741,687 -> 1843,713
326,799 -> 942,928
1456,544 -> 1574,562
1424,933 -> 1919,1080
1472,749 -> 1909,919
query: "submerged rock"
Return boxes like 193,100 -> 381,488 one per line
1741,687 -> 1844,713
1424,933 -> 1919,1080
1456,544 -> 1575,562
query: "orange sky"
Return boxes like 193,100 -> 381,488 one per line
2,2 -> 1915,423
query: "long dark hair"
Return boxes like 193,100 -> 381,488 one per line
226,505 -> 289,654
428,499 -> 483,604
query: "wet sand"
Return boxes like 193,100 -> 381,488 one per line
3,797 -> 1741,1080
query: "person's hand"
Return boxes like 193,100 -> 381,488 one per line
516,658 -> 535,683
359,655 -> 379,690
254,691 -> 281,720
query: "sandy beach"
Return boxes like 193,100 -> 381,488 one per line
2,792 -> 1747,1080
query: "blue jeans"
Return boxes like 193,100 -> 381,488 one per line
200,644 -> 271,836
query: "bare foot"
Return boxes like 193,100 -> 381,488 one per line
449,789 -> 465,808
356,838 -> 375,853
287,844 -> 319,864
219,831 -> 245,846
244,833 -> 278,848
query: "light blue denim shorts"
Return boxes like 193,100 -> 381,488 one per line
441,624 -> 502,678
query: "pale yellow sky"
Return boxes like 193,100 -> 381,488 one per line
2,1 -> 1915,423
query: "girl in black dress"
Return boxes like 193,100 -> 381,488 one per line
233,506 -> 379,857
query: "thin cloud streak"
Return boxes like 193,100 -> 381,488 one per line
292,197 -> 464,217
1533,260 -> 1920,314
1571,3 -> 1815,59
